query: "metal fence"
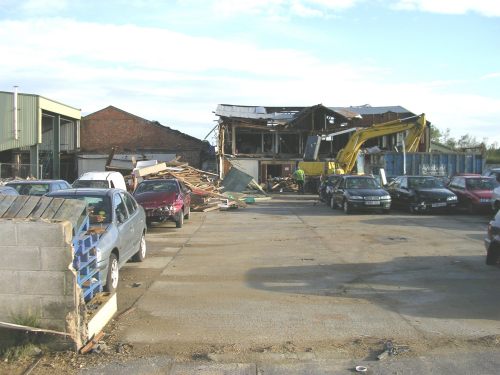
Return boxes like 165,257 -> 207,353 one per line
0,163 -> 42,179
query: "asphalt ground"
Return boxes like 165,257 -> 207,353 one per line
79,194 -> 500,374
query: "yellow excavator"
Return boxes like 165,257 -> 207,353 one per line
333,113 -> 427,174
300,113 -> 427,176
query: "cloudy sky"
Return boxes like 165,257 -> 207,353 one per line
1,0 -> 499,145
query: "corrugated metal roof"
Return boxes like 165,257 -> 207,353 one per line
215,104 -> 298,121
216,104 -> 410,121
331,105 -> 412,116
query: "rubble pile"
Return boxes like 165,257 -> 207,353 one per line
133,161 -> 234,211
268,177 -> 298,193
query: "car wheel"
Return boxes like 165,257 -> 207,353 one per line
132,233 -> 147,262
176,212 -> 184,228
184,206 -> 191,220
343,200 -> 351,214
409,204 -> 417,214
104,253 -> 119,293
486,246 -> 500,265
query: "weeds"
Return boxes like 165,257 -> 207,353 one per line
0,311 -> 43,362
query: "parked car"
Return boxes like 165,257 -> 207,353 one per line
485,209 -> 500,266
73,171 -> 127,190
447,175 -> 495,213
0,186 -> 19,195
5,179 -> 71,196
46,188 -> 147,293
133,178 -> 191,227
483,168 -> 500,184
318,174 -> 342,207
386,175 -> 458,213
492,186 -> 500,212
331,175 -> 391,214
484,168 -> 500,212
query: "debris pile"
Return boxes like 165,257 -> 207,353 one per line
132,161 -> 236,211
267,176 -> 298,193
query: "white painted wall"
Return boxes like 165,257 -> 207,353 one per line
228,159 -> 259,182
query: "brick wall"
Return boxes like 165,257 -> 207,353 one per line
0,220 -> 81,348
81,106 -> 205,167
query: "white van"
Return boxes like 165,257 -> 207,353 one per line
73,171 -> 127,191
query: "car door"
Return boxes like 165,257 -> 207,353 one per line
396,177 -> 413,207
122,191 -> 142,252
179,181 -> 191,214
387,177 -> 402,207
112,192 -> 135,264
333,178 -> 346,207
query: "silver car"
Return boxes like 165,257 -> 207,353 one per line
492,186 -> 500,212
46,188 -> 147,293
484,168 -> 500,211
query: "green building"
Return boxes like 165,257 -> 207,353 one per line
0,89 -> 81,180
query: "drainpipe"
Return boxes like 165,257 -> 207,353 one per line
13,86 -> 18,140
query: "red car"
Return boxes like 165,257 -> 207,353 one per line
133,178 -> 191,227
447,174 -> 496,213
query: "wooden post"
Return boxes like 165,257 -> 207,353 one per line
231,125 -> 237,155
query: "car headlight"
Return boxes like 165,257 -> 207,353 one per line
349,195 -> 364,200
381,195 -> 391,200
447,195 -> 457,201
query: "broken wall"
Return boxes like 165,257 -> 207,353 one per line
0,219 -> 82,349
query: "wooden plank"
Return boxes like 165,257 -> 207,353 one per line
133,162 -> 167,177
0,321 -> 72,337
40,198 -> 65,220
2,195 -> 30,218
14,196 -> 42,218
30,197 -> 54,219
53,199 -> 87,231
0,195 -> 17,217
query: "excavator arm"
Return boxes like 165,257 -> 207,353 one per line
335,114 -> 426,174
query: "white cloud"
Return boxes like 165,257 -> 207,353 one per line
481,72 -> 500,80
21,0 -> 68,14
0,17 -> 499,144
392,0 -> 500,17
210,0 -> 357,18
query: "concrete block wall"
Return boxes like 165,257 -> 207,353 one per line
0,219 -> 79,337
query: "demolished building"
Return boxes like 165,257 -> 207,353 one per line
215,104 -> 430,183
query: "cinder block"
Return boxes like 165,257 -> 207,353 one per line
18,271 -> 66,296
0,270 -> 19,294
40,246 -> 73,271
38,318 -> 68,333
0,295 -> 41,322
0,221 -> 17,245
40,295 -> 77,320
64,272 -> 77,296
0,246 -> 40,270
16,221 -> 72,247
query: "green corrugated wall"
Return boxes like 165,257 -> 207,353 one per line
0,92 -> 38,151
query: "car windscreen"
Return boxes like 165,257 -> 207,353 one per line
135,180 -> 178,194
73,180 -> 109,189
7,183 -> 50,196
466,178 -> 495,190
55,195 -> 112,224
346,178 -> 379,189
408,177 -> 443,189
